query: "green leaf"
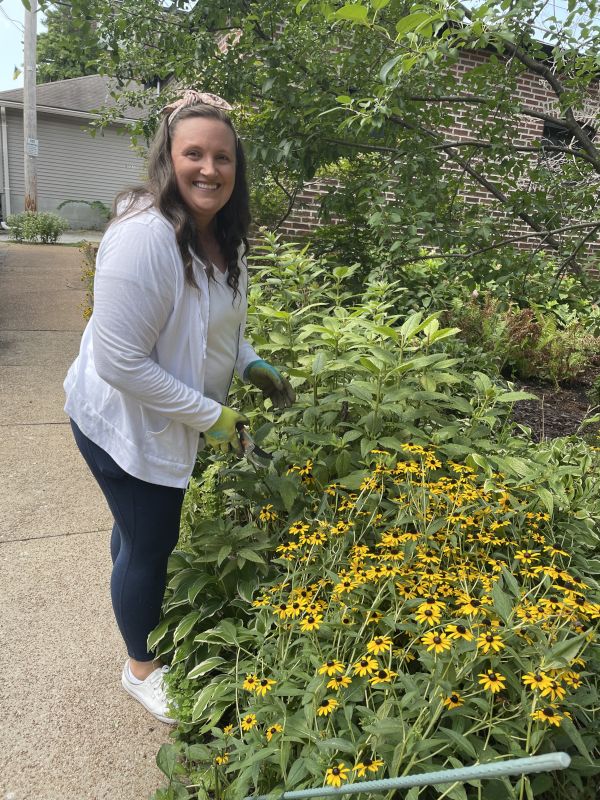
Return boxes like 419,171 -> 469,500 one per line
156,743 -> 178,779
543,636 -> 584,669
395,11 -> 433,36
535,487 -> 554,516
380,54 -> 403,82
495,391 -> 538,403
561,717 -> 593,762
372,0 -> 390,7
312,350 -> 329,375
187,656 -> 228,680
238,548 -> 266,564
333,4 -> 369,22
491,580 -> 513,623
147,618 -> 171,650
173,611 -> 202,644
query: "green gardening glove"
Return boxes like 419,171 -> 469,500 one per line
244,359 -> 296,409
204,405 -> 249,456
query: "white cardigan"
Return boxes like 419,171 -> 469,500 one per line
64,206 -> 259,488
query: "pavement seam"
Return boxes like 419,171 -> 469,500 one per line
0,421 -> 70,427
1,528 -> 112,544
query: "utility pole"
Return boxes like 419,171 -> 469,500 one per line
23,0 -> 38,212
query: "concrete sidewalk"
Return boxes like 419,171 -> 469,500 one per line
0,242 -> 169,799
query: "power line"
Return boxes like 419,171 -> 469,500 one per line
0,5 -> 25,33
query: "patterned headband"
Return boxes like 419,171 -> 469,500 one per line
161,90 -> 234,127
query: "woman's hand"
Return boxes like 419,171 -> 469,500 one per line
204,406 -> 249,456
244,359 -> 296,409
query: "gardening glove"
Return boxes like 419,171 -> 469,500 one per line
203,405 -> 249,457
244,359 -> 296,409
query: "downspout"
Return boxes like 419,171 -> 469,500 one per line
0,105 -> 11,218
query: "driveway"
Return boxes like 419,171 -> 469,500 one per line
0,242 -> 169,800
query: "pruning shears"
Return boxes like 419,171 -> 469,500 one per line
236,422 -> 273,465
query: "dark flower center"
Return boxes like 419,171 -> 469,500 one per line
375,638 -> 383,645
433,636 -> 442,644
308,616 -> 315,623
361,660 -> 369,667
489,672 -> 497,680
364,758 -> 373,766
326,660 -> 334,667
377,670 -> 387,679
332,768 -> 340,776
543,707 -> 555,717
486,634 -> 494,642
260,680 -> 268,686
457,625 -> 467,634
471,600 -> 481,607
450,694 -> 459,703
425,610 -> 433,617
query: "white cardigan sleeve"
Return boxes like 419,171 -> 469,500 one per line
92,218 -> 221,431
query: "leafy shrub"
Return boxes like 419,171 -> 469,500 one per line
159,444 -> 600,800
6,211 -> 69,244
449,296 -> 600,387
149,236 -> 599,800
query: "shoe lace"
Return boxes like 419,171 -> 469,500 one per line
147,665 -> 170,704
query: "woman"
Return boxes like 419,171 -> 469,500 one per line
64,90 -> 294,724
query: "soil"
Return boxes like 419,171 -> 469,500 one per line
510,369 -> 600,441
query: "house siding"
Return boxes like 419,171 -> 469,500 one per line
1,108 -> 145,221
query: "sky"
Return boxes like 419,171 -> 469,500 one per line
0,0 -> 45,92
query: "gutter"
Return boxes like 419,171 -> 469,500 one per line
0,105 -> 10,217
0,99 -> 139,125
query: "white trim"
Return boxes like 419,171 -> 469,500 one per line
0,105 -> 11,217
0,99 -> 139,124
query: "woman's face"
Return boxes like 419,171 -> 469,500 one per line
170,116 -> 237,229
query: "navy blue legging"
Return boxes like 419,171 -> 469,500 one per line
70,419 -> 185,661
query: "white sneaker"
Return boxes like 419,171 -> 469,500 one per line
121,661 -> 177,724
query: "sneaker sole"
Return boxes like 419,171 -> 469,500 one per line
121,674 -> 177,725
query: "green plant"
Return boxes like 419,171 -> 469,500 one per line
449,296 -> 600,387
6,211 -> 69,244
149,236 -> 599,799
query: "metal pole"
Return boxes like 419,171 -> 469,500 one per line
1,106 -> 11,217
23,0 -> 38,212
244,752 -> 571,800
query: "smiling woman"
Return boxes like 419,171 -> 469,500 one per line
62,90 -> 295,727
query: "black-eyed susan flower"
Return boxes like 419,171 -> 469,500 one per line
478,670 -> 506,694
215,752 -> 229,765
366,635 -> 393,655
327,675 -> 352,691
515,549 -> 540,564
540,679 -> 566,702
318,659 -> 345,676
325,762 -> 349,787
317,697 -> 339,716
369,668 -> 398,685
241,713 -> 258,731
223,724 -> 234,735
446,623 -> 474,641
300,613 -> 323,632
255,678 -> 276,697
476,631 -> 505,654
243,674 -> 259,691
353,757 -> 384,777
266,723 -> 283,741
353,656 -> 379,676
421,631 -> 452,654
443,692 -> 464,709
259,504 -> 278,522
415,605 -> 442,625
522,671 -> 552,692
457,595 -> 490,616
531,706 -> 566,726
